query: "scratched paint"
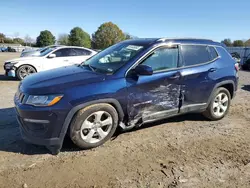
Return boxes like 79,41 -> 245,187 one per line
127,84 -> 182,126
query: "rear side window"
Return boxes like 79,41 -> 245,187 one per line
74,48 -> 92,56
181,45 -> 211,66
208,46 -> 218,60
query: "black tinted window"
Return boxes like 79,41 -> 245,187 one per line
142,47 -> 178,72
53,48 -> 77,57
181,45 -> 211,66
74,48 -> 91,56
208,46 -> 218,60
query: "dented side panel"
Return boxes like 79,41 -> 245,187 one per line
126,71 -> 183,125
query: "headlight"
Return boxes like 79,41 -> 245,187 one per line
26,95 -> 63,106
5,62 -> 17,69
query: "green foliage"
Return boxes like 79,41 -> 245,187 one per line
4,37 -> 14,44
244,39 -> 250,47
124,32 -> 138,40
233,40 -> 244,47
36,30 -> 55,47
13,38 -> 24,44
92,22 -> 125,49
68,27 -> 91,48
221,39 -> 232,47
57,34 -> 69,45
0,33 -> 5,43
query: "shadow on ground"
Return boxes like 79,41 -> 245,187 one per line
0,74 -> 18,81
0,107 -> 207,155
242,85 -> 250,92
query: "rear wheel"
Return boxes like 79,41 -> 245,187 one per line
70,103 -> 118,149
203,87 -> 231,120
16,65 -> 36,80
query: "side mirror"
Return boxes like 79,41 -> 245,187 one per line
47,54 -> 56,58
134,64 -> 153,76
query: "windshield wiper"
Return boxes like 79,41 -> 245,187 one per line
80,63 -> 96,72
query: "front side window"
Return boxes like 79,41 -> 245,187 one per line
141,47 -> 178,72
82,43 -> 146,73
181,45 -> 211,66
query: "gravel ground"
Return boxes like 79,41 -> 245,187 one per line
0,52 -> 250,188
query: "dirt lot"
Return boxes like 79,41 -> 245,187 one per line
0,52 -> 250,188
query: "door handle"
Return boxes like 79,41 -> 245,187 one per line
209,68 -> 217,72
169,72 -> 181,80
64,60 -> 69,62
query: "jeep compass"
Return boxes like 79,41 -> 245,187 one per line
14,38 -> 239,154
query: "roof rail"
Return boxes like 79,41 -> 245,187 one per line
157,38 -> 214,42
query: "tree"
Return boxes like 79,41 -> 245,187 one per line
68,27 -> 91,48
124,32 -> 138,40
0,33 -> 5,43
233,40 -> 244,47
92,22 -> 125,49
4,37 -> 14,44
244,39 -> 250,47
24,35 -> 33,46
221,39 -> 232,47
36,30 -> 55,47
57,34 -> 69,45
13,38 -> 24,45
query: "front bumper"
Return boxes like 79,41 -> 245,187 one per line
5,69 -> 16,77
15,97 -> 70,152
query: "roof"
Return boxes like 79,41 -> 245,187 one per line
124,38 -> 222,47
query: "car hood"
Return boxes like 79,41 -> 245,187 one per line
6,56 -> 43,63
20,65 -> 106,94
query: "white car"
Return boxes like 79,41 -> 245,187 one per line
4,46 -> 97,80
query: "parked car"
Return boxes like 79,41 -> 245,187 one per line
242,59 -> 250,70
4,46 -> 97,80
20,45 -> 63,57
14,38 -> 239,154
7,47 -> 17,52
0,47 -> 8,52
230,52 -> 241,64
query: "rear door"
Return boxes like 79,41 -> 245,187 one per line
126,45 -> 183,124
73,48 -> 93,64
178,44 -> 219,113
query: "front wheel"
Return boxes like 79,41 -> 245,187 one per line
70,103 -> 118,149
203,87 -> 231,120
16,65 -> 36,80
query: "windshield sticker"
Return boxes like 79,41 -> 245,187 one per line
126,45 -> 143,51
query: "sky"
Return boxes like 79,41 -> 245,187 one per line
0,0 -> 249,42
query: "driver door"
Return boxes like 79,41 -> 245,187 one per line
44,48 -> 74,71
126,46 -> 183,124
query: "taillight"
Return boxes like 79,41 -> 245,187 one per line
235,63 -> 239,72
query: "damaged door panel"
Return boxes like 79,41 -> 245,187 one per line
126,46 -> 183,126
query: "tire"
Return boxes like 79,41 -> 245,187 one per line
203,87 -> 231,120
70,103 -> 118,149
16,65 -> 37,80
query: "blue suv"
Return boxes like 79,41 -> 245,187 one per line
14,38 -> 239,154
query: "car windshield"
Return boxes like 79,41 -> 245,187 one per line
81,43 -> 146,73
39,47 -> 56,57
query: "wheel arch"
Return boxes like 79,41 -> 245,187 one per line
15,64 -> 38,73
58,98 -> 125,145
207,80 -> 235,107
